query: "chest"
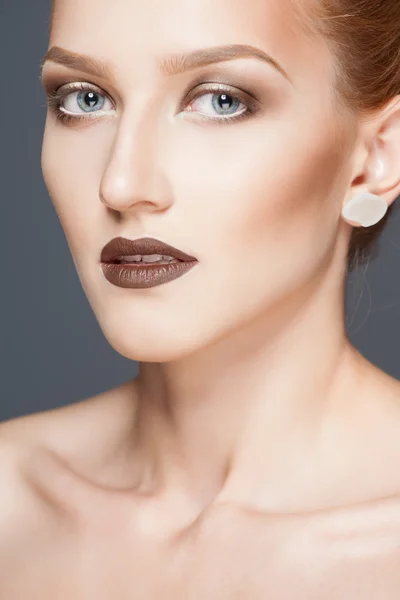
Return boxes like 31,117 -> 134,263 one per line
4,504 -> 400,600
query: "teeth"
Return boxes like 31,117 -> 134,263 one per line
142,254 -> 170,263
119,254 -> 177,263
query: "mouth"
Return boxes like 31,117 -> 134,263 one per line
100,236 -> 198,264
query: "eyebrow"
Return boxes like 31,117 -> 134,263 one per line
41,44 -> 292,83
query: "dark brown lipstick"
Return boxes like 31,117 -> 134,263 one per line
100,236 -> 198,289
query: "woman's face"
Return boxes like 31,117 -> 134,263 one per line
41,0 -> 357,362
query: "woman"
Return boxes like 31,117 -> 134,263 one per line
2,0 -> 400,596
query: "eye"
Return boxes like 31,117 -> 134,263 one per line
47,82 -> 114,122
187,87 -> 242,117
62,88 -> 113,114
183,83 -> 259,124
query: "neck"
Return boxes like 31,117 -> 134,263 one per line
131,256 -> 365,514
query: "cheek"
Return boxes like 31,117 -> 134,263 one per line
41,119 -> 107,260
173,121 -> 342,273
163,121 -> 346,333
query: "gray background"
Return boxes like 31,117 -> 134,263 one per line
1,1 -> 399,423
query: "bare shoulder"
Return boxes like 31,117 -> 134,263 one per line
0,432 -> 33,534
0,380 -> 138,530
0,380 -> 138,587
0,426 -> 62,578
0,427 -> 79,597
0,378 -> 138,469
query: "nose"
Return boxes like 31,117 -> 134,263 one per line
99,111 -> 172,214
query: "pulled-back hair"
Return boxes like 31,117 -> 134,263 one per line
303,0 -> 400,271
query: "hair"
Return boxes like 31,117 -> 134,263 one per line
49,0 -> 400,272
297,0 -> 400,272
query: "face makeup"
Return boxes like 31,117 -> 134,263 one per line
41,0 -> 353,362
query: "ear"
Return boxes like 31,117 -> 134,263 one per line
347,96 -> 400,209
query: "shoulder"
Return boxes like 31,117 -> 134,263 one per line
0,424 -> 62,580
0,421 -> 84,596
0,379 -> 138,552
0,408 -> 76,518
0,378 -> 138,470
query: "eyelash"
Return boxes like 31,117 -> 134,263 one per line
46,81 -> 260,126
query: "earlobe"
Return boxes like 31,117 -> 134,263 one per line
341,192 -> 388,227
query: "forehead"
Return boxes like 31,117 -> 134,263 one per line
50,0 -> 332,89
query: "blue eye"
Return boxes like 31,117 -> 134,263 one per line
47,82 -> 114,123
183,83 -> 261,125
74,90 -> 106,112
189,90 -> 245,119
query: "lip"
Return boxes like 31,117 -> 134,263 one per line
100,236 -> 198,263
100,260 -> 198,289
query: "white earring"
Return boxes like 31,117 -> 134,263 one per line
341,192 -> 388,227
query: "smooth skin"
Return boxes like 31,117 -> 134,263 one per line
2,0 -> 400,597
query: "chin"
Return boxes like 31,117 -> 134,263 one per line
98,321 -> 211,364
107,340 -> 203,364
